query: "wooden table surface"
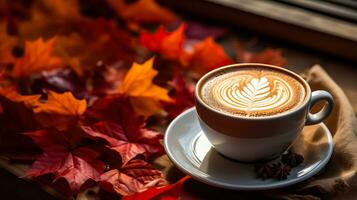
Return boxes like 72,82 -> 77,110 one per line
0,21 -> 356,200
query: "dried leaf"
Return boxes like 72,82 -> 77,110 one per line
25,130 -> 105,193
107,0 -> 176,25
34,91 -> 86,131
82,120 -> 163,165
118,58 -> 172,116
0,23 -> 18,64
12,37 -> 64,78
17,0 -> 85,39
0,87 -> 40,131
123,176 -> 190,200
236,42 -> 287,67
189,37 -> 233,75
0,87 -> 40,109
140,24 -> 186,63
83,96 -> 164,160
55,19 -> 135,77
100,159 -> 166,196
163,72 -> 194,120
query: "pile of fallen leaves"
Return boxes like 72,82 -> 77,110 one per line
0,0 -> 287,199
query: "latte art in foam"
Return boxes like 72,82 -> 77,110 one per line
200,67 -> 306,116
213,75 -> 292,112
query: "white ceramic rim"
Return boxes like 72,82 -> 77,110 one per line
195,63 -> 312,121
164,107 -> 334,190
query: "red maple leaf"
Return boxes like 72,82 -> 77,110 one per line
139,26 -> 169,52
139,24 -> 187,63
163,72 -> 195,120
24,129 -> 105,194
122,176 -> 191,200
83,96 -> 164,164
81,120 -> 163,165
100,159 -> 166,196
0,87 -> 40,132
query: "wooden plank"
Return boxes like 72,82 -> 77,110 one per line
275,0 -> 357,23
0,157 -> 65,200
159,0 -> 357,62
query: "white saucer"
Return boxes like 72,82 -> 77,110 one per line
164,108 -> 333,190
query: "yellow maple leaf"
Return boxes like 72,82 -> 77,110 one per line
118,58 -> 172,116
12,37 -> 64,78
34,91 -> 86,131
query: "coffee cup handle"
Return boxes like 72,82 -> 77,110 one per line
306,90 -> 334,125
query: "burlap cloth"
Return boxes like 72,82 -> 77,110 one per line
155,65 -> 357,200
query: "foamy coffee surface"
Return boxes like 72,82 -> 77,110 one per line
200,67 -> 306,117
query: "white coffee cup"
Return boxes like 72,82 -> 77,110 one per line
195,63 -> 334,162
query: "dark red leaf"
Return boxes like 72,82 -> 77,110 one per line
122,176 -> 190,200
163,72 -> 195,120
81,120 -> 163,165
24,130 -> 105,194
100,159 -> 166,196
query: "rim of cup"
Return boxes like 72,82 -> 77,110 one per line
194,63 -> 312,121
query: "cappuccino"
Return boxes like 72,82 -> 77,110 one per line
199,66 -> 306,117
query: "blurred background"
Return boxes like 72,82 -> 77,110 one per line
0,0 -> 356,199
160,0 -> 357,112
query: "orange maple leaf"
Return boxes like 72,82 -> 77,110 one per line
17,0 -> 85,40
189,37 -> 233,74
118,58 -> 172,116
0,87 -> 40,109
12,37 -> 64,78
107,0 -> 176,25
34,91 -> 86,131
236,41 -> 287,67
140,24 -> 187,63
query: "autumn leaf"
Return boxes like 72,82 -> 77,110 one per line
163,72 -> 195,120
107,0 -> 176,25
236,42 -> 287,67
118,58 -> 172,116
31,0 -> 82,20
12,37 -> 64,78
17,0 -> 85,40
123,176 -> 190,200
34,91 -> 86,131
0,87 -> 40,132
100,159 -> 166,196
54,19 -> 136,77
189,37 -> 233,75
140,24 -> 187,63
25,130 -> 105,194
139,26 -> 168,52
0,23 -> 18,64
84,96 -> 164,163
0,87 -> 40,109
82,120 -> 163,165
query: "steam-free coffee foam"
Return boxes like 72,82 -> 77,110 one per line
200,67 -> 306,117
